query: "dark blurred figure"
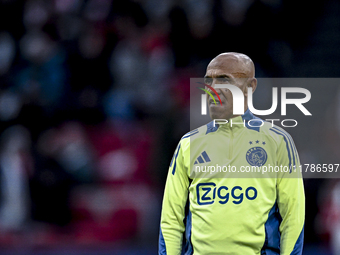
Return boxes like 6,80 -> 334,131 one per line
0,125 -> 32,232
29,121 -> 95,226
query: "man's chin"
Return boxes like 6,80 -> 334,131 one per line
209,110 -> 232,120
208,104 -> 232,118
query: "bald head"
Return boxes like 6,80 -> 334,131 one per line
204,52 -> 257,120
208,52 -> 255,78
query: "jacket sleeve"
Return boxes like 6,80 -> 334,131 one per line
276,131 -> 305,255
159,139 -> 190,255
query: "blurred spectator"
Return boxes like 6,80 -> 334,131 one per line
109,5 -> 173,117
82,0 -> 112,22
0,32 -> 16,76
168,6 -> 193,67
0,125 -> 32,232
16,30 -> 67,110
0,89 -> 22,123
85,119 -> 154,184
316,180 -> 340,254
36,121 -> 94,183
28,121 -> 95,228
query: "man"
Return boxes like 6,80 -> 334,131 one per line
159,52 -> 305,255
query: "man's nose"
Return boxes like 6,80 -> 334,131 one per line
209,82 -> 222,95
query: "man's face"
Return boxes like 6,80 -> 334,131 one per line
204,55 -> 251,120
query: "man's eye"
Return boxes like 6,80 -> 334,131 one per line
204,78 -> 213,85
216,77 -> 230,83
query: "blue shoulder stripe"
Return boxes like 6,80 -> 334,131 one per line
158,227 -> 167,255
271,127 -> 296,167
172,144 -> 181,175
271,127 -> 298,169
271,127 -> 297,152
290,225 -> 304,255
170,143 -> 180,168
182,129 -> 199,139
280,129 -> 299,163
270,129 -> 292,172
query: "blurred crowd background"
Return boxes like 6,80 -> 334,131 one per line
0,0 -> 340,254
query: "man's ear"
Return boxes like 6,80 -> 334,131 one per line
244,78 -> 257,96
250,78 -> 257,93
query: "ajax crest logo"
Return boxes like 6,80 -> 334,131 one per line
246,147 -> 267,167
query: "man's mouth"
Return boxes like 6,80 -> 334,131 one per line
209,98 -> 223,105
